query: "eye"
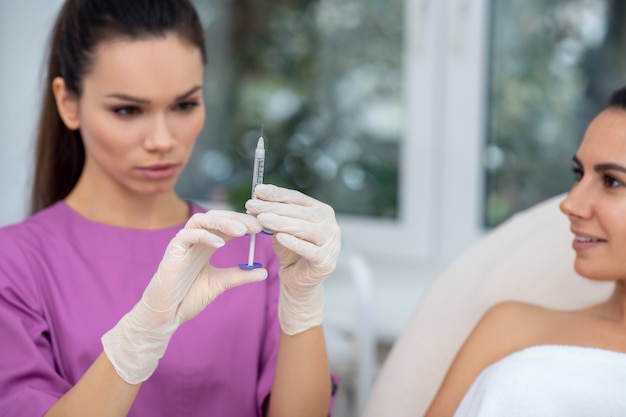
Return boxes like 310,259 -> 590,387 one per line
113,106 -> 140,117
602,173 -> 623,189
174,101 -> 199,112
572,166 -> 583,182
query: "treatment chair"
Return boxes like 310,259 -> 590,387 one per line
361,193 -> 614,417
325,249 -> 377,413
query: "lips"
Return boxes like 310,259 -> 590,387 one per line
136,163 -> 180,180
142,163 -> 178,170
574,236 -> 604,243
571,229 -> 605,242
571,229 -> 606,251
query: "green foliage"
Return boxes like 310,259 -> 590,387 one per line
177,0 -> 403,219
485,0 -> 626,226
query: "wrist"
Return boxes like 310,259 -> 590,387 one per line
101,301 -> 177,384
278,281 -> 325,335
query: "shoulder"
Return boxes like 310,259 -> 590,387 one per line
0,216 -> 41,261
0,213 -> 53,312
0,203 -> 68,256
477,301 -> 550,336
425,301 -> 556,417
464,301 -> 548,362
0,203 -> 77,284
470,301 -> 559,358
0,202 -> 69,241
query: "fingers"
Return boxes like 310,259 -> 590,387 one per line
165,228 -> 224,260
275,232 -> 340,267
248,185 -> 334,220
245,184 -> 339,247
183,264 -> 268,302
209,265 -> 268,292
246,184 -> 341,278
180,210 -> 262,246
246,199 -> 331,224
257,212 -> 328,246
254,184 -> 318,206
186,210 -> 262,234
174,266 -> 268,323
248,204 -> 339,248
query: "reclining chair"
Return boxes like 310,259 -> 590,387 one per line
361,193 -> 614,417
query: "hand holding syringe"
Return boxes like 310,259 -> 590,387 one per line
239,134 -> 265,270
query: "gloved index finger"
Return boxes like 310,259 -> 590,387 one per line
254,184 -> 319,207
185,210 -> 262,238
247,195 -> 334,226
170,228 -> 226,254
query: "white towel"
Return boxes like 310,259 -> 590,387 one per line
454,344 -> 626,417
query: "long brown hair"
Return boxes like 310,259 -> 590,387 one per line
30,0 -> 206,214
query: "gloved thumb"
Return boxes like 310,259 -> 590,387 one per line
209,265 -> 268,292
175,265 -> 268,322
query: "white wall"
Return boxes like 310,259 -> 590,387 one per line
0,1 -> 64,226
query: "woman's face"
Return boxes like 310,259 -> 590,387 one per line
57,34 -> 205,198
560,108 -> 626,280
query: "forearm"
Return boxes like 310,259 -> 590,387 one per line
45,352 -> 140,417
267,325 -> 331,417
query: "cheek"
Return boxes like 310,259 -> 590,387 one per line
612,225 -> 626,257
174,111 -> 205,148
602,209 -> 626,275
606,206 -> 626,244
80,110 -> 138,157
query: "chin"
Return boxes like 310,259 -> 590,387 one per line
132,184 -> 176,197
130,179 -> 179,196
574,259 -> 620,282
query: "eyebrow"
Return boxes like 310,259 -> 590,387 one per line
105,85 -> 203,104
573,155 -> 626,174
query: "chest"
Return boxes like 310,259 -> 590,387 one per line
457,346 -> 626,417
537,312 -> 626,354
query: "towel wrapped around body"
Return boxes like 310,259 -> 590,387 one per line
454,344 -> 626,417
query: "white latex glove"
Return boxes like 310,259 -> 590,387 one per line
102,211 -> 267,384
245,184 -> 341,335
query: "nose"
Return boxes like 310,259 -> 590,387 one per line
559,181 -> 592,220
144,114 -> 175,153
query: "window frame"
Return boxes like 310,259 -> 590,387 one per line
338,0 -> 489,266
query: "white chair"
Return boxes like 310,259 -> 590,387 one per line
325,249 -> 377,414
361,193 -> 614,417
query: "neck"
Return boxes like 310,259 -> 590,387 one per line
65,176 -> 190,230
590,280 -> 626,327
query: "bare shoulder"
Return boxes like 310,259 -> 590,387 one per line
424,301 -> 555,417
479,300 -> 553,335
468,301 -> 563,365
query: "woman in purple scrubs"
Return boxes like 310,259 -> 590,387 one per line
0,1 -> 340,416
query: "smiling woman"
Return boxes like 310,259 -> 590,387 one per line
424,86 -> 626,417
561,107 -> 626,281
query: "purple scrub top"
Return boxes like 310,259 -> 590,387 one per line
0,201 -> 287,416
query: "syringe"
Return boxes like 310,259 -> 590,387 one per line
239,135 -> 265,270
250,136 -> 265,199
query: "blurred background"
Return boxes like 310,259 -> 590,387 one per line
2,0 -> 626,415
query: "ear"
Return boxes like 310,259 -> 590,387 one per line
52,77 -> 81,130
